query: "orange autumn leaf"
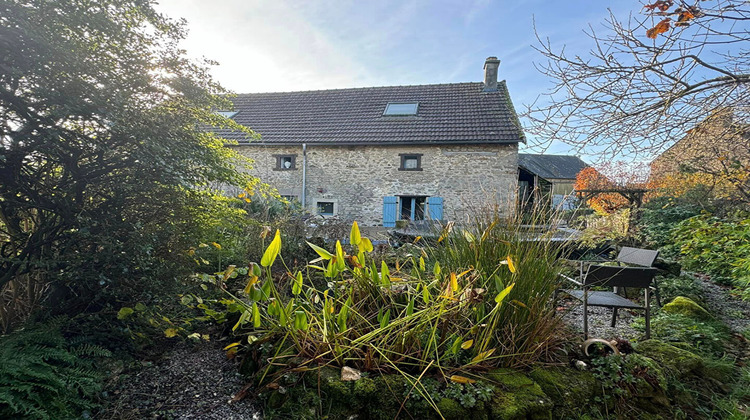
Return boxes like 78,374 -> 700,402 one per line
676,9 -> 696,27
644,1 -> 673,12
647,19 -> 671,39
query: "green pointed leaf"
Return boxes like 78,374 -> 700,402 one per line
250,262 -> 262,277
337,298 -> 351,332
495,283 -> 515,304
350,221 -> 361,246
422,285 -> 430,304
433,261 -> 441,277
360,237 -> 374,253
450,336 -> 462,354
335,240 -> 346,270
117,307 -> 134,320
260,278 -> 271,301
379,309 -> 391,328
307,241 -> 333,260
406,298 -> 415,316
252,302 -> 261,328
294,310 -> 308,330
380,261 -> 390,287
292,271 -> 303,295
233,309 -> 250,331
261,230 -> 282,267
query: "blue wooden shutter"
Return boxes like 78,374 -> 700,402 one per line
426,196 -> 443,221
383,196 -> 398,227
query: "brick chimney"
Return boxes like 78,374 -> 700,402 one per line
482,56 -> 500,92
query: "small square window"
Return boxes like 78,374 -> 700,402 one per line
316,201 -> 335,216
399,154 -> 423,171
274,155 -> 296,170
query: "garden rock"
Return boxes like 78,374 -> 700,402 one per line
528,367 -> 599,413
341,366 -> 361,381
635,339 -> 705,377
662,296 -> 712,320
487,369 -> 553,419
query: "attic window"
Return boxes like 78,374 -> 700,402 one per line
216,111 -> 238,118
384,102 -> 418,116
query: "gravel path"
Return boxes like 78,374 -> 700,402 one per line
100,340 -> 260,419
558,296 -> 642,341
692,273 -> 750,334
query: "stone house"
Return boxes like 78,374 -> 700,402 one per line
650,108 -> 750,202
216,57 -> 525,228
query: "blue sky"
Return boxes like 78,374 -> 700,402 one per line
155,0 -> 638,156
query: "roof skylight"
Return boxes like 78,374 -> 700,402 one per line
383,102 -> 418,116
216,111 -> 238,118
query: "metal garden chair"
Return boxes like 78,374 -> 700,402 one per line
560,264 -> 659,339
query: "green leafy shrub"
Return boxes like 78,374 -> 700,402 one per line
636,312 -> 730,357
0,319 -> 110,419
671,214 -> 750,295
637,203 -> 701,252
576,208 -> 632,248
656,275 -> 704,305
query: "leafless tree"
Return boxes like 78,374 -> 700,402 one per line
525,0 -> 750,162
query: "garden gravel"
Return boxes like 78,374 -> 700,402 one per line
559,272 -> 750,341
693,273 -> 750,334
100,340 -> 260,419
558,297 -> 642,341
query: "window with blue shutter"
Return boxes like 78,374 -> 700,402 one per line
383,196 -> 398,227
426,196 -> 443,221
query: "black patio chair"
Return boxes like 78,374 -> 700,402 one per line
614,247 -> 662,307
560,264 -> 658,339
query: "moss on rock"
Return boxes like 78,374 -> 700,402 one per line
486,369 -> 552,419
662,296 -> 712,320
528,367 -> 599,410
635,339 -> 705,377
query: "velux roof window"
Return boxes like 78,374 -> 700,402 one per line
383,102 -> 418,116
215,111 -> 238,118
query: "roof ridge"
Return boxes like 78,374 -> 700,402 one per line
229,81 -> 506,96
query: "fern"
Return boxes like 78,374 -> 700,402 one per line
0,320 -> 111,419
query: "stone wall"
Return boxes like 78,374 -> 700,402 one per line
234,143 -> 518,227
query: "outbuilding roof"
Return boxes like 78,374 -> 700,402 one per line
215,81 -> 525,146
518,153 -> 588,181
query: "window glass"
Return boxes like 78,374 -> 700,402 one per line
399,154 -> 422,170
276,155 -> 295,170
317,201 -> 334,215
384,103 -> 418,116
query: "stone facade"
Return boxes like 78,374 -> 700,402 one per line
234,143 -> 518,227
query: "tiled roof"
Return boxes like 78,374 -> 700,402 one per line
215,82 -> 525,145
518,153 -> 588,181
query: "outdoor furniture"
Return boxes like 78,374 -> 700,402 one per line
614,247 -> 661,307
560,264 -> 658,339
574,246 -> 662,306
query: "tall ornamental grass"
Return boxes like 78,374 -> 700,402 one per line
218,211 -> 567,387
